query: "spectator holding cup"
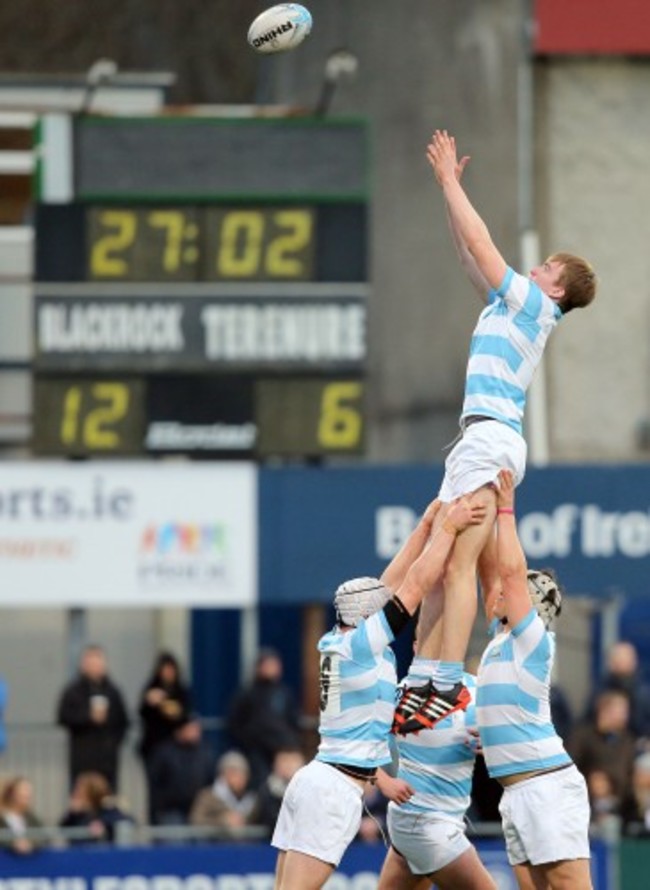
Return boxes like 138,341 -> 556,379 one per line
57,645 -> 130,792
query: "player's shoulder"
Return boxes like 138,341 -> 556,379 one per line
318,626 -> 350,654
511,607 -> 544,637
495,266 -> 558,318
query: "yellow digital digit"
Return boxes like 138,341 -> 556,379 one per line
265,210 -> 313,278
147,210 -> 187,273
317,382 -> 363,449
83,383 -> 130,449
89,211 -> 137,278
217,211 -> 264,277
60,386 -> 83,445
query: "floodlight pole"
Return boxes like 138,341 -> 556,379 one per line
518,0 -> 550,466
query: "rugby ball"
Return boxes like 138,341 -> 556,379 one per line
247,4 -> 313,54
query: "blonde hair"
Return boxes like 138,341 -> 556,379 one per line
549,252 -> 597,313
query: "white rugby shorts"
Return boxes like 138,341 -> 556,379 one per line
271,760 -> 363,866
387,804 -> 471,875
438,419 -> 526,502
498,765 -> 591,866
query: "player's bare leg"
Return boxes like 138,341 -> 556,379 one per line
435,485 -> 497,661
378,844 -> 498,890
276,850 -> 335,890
377,846 -> 433,890
433,847 -> 499,890
532,858 -> 593,890
412,502 -> 450,653
512,864 -> 548,890
394,486 -> 495,733
273,851 -> 286,890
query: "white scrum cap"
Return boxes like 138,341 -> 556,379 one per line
527,569 -> 563,628
334,576 -> 392,627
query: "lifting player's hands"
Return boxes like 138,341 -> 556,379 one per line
445,495 -> 488,534
426,129 -> 465,187
376,771 -> 415,805
496,469 -> 516,511
465,727 -> 483,755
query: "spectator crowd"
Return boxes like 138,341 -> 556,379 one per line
2,637 -> 650,854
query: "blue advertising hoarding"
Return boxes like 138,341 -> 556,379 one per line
0,840 -> 610,890
259,464 -> 650,603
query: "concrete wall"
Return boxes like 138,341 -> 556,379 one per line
537,59 -> 650,461
268,4 -> 649,466
266,0 -> 523,461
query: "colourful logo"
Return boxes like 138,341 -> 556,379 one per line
140,523 -> 226,556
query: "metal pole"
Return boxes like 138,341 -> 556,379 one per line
599,596 -> 622,670
518,0 -> 550,466
67,607 -> 86,678
239,604 -> 259,682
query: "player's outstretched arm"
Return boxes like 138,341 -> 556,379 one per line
443,138 -> 492,302
427,129 -> 507,291
395,497 -> 487,616
495,469 -> 532,626
380,498 -> 440,594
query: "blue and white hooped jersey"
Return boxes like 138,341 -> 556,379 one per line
461,266 -> 562,434
393,673 -> 477,818
476,609 -> 572,779
315,610 -> 397,769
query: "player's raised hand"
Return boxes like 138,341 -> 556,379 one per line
426,129 -> 459,186
450,136 -> 470,182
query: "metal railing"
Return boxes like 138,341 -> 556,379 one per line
0,824 -> 270,849
0,716 -> 320,826
0,723 -> 149,824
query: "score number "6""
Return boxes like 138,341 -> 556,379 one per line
317,382 -> 363,449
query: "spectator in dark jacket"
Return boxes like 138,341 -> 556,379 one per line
148,717 -> 214,825
56,646 -> 130,792
569,689 -> 638,813
138,651 -> 192,822
586,641 -> 650,738
227,648 -> 301,788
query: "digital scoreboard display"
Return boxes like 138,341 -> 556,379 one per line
32,376 -> 365,458
32,116 -> 370,460
35,203 -> 367,283
87,206 -> 317,282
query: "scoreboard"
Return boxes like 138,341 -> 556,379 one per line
32,115 -> 370,459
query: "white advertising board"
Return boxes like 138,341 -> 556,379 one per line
0,462 -> 256,607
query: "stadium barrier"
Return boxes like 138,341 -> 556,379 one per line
0,836 -> 613,890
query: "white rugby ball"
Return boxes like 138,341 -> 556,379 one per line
247,4 -> 313,54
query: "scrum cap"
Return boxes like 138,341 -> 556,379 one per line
334,576 -> 392,627
527,569 -> 563,628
